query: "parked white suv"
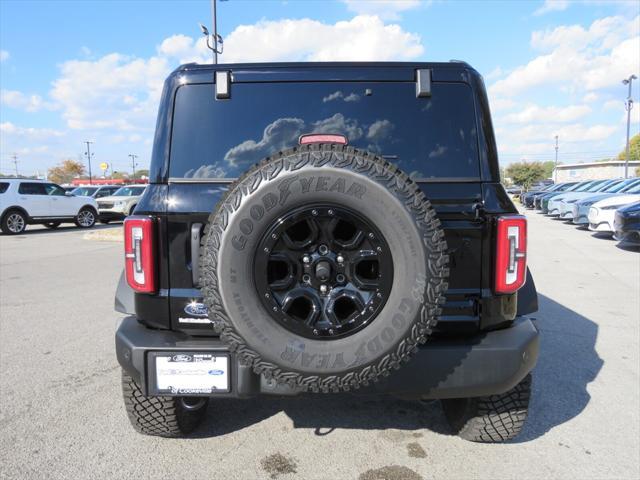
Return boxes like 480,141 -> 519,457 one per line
0,179 -> 99,234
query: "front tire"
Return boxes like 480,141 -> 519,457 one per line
121,371 -> 209,437
1,210 -> 27,235
442,374 -> 532,443
75,207 -> 96,228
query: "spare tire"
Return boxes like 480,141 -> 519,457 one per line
200,144 -> 449,392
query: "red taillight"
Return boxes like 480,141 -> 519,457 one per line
494,215 -> 527,294
124,216 -> 156,293
299,133 -> 348,145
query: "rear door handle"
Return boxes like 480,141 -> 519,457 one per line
191,223 -> 203,287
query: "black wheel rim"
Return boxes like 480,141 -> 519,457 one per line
254,204 -> 393,340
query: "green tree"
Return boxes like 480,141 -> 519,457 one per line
133,169 -> 149,180
505,161 -> 547,190
541,161 -> 556,178
618,133 -> 640,161
112,171 -> 128,180
47,159 -> 86,184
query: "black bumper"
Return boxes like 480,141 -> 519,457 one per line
99,211 -> 126,221
116,316 -> 539,399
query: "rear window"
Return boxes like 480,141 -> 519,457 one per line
169,82 -> 480,180
18,182 -> 47,195
0,182 -> 8,194
72,187 -> 98,196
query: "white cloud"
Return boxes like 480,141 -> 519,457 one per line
342,0 -> 422,20
502,104 -> 591,124
1,89 -> 56,112
50,53 -> 170,131
533,0 -> 570,16
0,50 -> 9,62
0,121 -> 66,140
221,15 -> 424,62
491,15 -> 639,97
582,92 -> 598,103
603,99 -> 622,110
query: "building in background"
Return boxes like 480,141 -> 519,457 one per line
553,161 -> 640,182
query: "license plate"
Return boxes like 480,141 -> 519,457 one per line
154,353 -> 229,394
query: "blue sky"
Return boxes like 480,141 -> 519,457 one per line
1,0 -> 638,177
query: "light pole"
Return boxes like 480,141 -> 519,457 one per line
554,135 -> 559,182
200,0 -> 225,64
623,74 -> 637,179
84,141 -> 94,185
129,154 -> 138,180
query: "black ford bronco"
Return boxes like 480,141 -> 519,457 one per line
115,62 -> 539,442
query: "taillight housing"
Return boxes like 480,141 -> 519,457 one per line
124,216 -> 156,293
494,215 -> 527,294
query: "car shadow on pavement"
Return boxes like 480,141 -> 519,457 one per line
192,294 -> 602,442
516,294 -> 603,442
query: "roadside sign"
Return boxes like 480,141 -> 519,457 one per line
100,162 -> 108,171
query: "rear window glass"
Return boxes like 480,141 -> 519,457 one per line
169,82 -> 480,180
0,182 -> 8,194
18,182 -> 47,195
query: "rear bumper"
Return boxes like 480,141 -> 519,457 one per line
99,211 -> 126,221
115,316 -> 539,400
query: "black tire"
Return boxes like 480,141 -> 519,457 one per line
121,371 -> 209,437
442,374 -> 532,443
200,144 -> 449,393
75,207 -> 97,228
1,209 -> 27,235
44,222 -> 61,229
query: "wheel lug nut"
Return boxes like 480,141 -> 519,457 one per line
328,209 -> 334,215
320,284 -> 328,294
264,247 -> 270,253
312,209 -> 318,216
329,329 -> 334,335
336,254 -> 344,264
369,233 -> 375,239
376,246 -> 382,253
265,293 -> 270,299
302,255 -> 311,264
313,329 -> 319,335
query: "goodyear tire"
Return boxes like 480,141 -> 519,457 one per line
200,144 -> 449,392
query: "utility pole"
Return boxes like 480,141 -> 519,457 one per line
11,153 -> 18,177
84,141 -> 94,185
129,154 -> 138,180
554,135 -> 559,183
623,74 -> 637,179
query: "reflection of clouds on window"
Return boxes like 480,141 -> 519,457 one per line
459,129 -> 465,141
421,101 -> 433,112
323,91 -> 343,103
311,113 -> 364,141
322,91 -> 360,103
429,145 -> 447,158
185,165 -> 226,178
367,119 -> 394,141
224,117 -> 305,168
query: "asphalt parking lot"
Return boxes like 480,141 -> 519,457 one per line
0,215 -> 638,480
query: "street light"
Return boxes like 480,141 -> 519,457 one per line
622,74 -> 637,179
129,154 -> 138,180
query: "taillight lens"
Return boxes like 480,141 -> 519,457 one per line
124,216 -> 156,293
494,215 -> 527,294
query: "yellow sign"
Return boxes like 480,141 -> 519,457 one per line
99,162 -> 108,171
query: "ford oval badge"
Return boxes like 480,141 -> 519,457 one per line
184,301 -> 209,317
